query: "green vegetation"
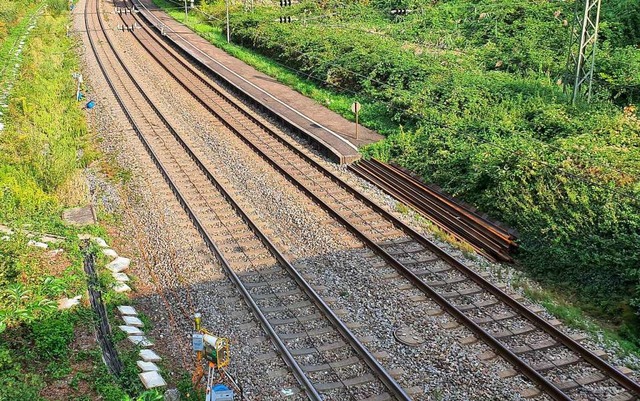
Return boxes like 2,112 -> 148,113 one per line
0,2 -> 164,399
158,0 -> 640,347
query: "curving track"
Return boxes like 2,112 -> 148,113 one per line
85,0 -> 410,399
88,0 -> 640,399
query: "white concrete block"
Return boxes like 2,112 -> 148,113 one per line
119,325 -> 143,335
28,240 -> 48,249
106,257 -> 130,273
122,315 -> 143,327
112,272 -> 130,282
118,305 -> 138,316
40,235 -> 62,243
103,248 -> 118,258
139,349 -> 162,362
128,336 -> 153,347
93,237 -> 108,247
139,371 -> 166,389
113,283 -> 131,293
137,360 -> 160,371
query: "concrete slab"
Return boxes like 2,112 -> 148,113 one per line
112,272 -> 130,282
128,336 -> 154,347
62,205 -> 96,226
103,248 -> 118,258
113,283 -> 131,293
40,235 -> 63,243
107,257 -> 130,273
118,305 -> 138,316
137,360 -> 160,371
119,325 -> 144,335
93,237 -> 108,247
122,315 -> 144,327
57,295 -> 81,310
27,240 -> 48,249
139,349 -> 162,362
139,371 -> 166,389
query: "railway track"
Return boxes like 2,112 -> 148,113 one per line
85,0 -> 410,399
111,3 -> 640,400
349,158 -> 517,263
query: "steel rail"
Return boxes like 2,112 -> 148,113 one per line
114,7 -> 412,398
382,160 -> 516,243
133,0 -> 360,156
84,3 -> 321,399
95,3 -> 410,399
359,158 -> 515,245
122,9 -> 640,398
349,159 -> 511,262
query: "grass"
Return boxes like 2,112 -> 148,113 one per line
523,285 -> 640,366
0,3 -> 170,400
152,0 -> 400,134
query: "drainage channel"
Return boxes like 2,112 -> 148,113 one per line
82,242 -> 123,376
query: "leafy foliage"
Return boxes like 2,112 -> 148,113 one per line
184,0 -> 640,342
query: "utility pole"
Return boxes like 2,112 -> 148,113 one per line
184,0 -> 188,23
565,0 -> 602,104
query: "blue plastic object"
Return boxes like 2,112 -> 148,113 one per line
86,100 -> 95,109
212,384 -> 229,392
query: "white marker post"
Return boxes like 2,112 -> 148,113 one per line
351,101 -> 361,140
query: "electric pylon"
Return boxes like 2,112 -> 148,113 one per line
565,0 -> 602,104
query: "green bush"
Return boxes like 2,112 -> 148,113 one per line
32,313 -> 75,360
183,0 -> 640,343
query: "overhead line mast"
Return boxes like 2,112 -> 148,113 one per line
566,0 -> 602,104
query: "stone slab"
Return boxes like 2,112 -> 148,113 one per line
139,371 -> 166,389
106,257 -> 131,273
119,325 -> 143,335
122,315 -> 144,327
93,237 -> 108,247
113,272 -> 130,282
27,240 -> 48,249
103,248 -> 118,258
118,305 -> 138,316
114,283 -> 131,293
62,205 -> 96,226
139,349 -> 162,362
137,360 -> 160,371
128,336 -> 154,347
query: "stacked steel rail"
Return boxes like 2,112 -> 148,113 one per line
349,158 -> 517,262
122,4 -> 640,399
85,0 -> 410,399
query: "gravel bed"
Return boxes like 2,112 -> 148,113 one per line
73,1 -> 306,397
78,1 -> 639,399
